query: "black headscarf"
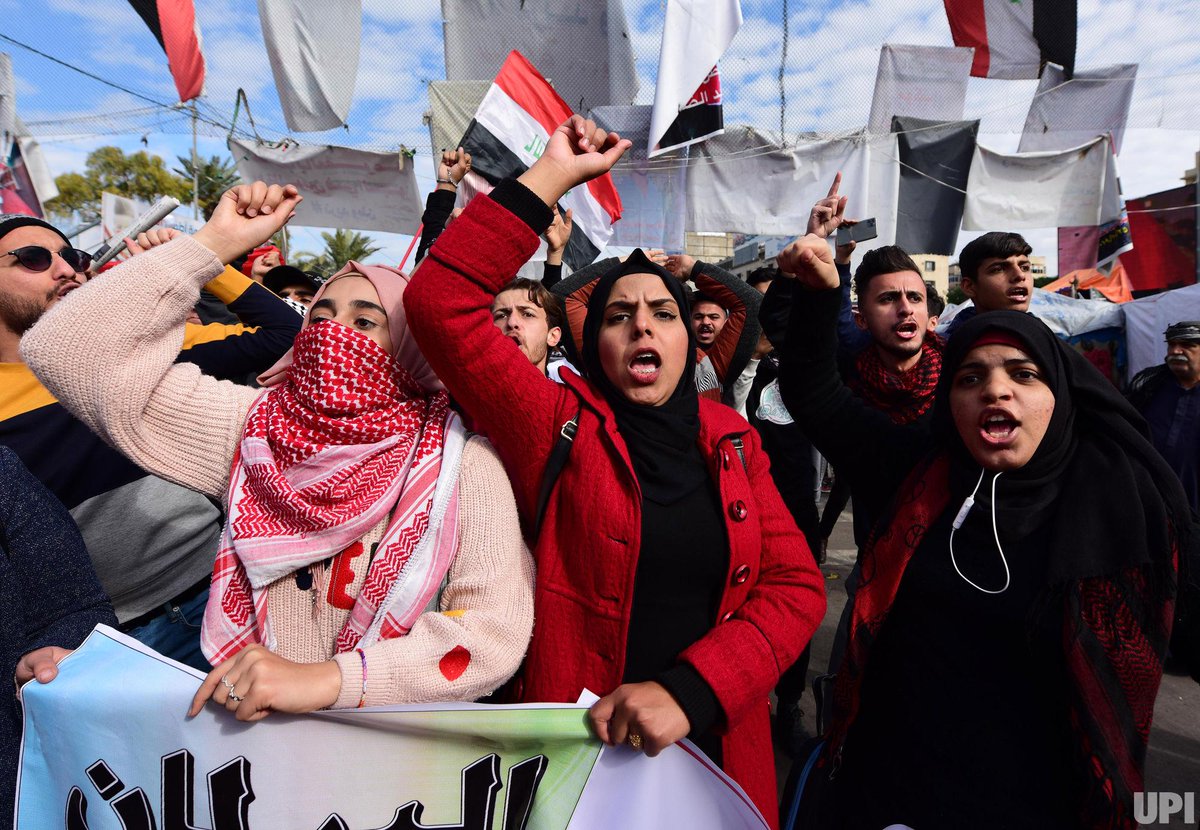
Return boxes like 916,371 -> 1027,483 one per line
933,310 -> 1190,583
580,249 -> 708,504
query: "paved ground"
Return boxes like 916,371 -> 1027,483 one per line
775,496 -> 1200,828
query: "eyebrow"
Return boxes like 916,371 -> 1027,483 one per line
956,357 -> 1038,372
311,298 -> 387,316
606,298 -> 678,312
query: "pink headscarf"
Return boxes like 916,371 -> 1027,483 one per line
257,261 -> 442,392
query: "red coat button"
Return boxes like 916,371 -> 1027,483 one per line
720,611 -> 734,623
729,500 -> 748,521
721,451 -> 731,470
733,564 -> 751,585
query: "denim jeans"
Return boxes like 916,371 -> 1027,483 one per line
124,587 -> 211,673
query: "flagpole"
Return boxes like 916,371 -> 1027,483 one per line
190,102 -> 200,221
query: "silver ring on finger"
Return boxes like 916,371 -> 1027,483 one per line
228,692 -> 244,703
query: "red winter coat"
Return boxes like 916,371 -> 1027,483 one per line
405,192 -> 826,828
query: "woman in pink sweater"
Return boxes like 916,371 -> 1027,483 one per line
21,183 -> 533,719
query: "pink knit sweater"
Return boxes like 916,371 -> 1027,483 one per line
21,235 -> 534,707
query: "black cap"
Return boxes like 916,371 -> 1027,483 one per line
0,213 -> 71,247
1165,322 -> 1200,343
263,265 -> 321,296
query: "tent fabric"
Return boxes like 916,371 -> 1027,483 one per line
458,51 -> 623,269
428,81 -> 490,157
867,45 -> 974,136
125,0 -> 206,102
1124,283 -> 1200,379
441,0 -> 637,115
962,136 -> 1121,231
1121,186 -> 1197,292
892,115 -> 978,256
591,105 -> 688,251
685,127 -> 871,236
0,54 -> 14,160
942,0 -> 1076,79
648,0 -> 742,156
1041,263 -> 1134,304
257,0 -> 362,133
229,139 -> 422,236
1019,62 -> 1138,155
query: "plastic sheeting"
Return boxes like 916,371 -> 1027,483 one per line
867,45 -> 974,135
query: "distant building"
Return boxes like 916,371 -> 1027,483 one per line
686,232 -> 736,264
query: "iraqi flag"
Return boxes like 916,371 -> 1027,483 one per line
458,51 -> 623,270
126,0 -> 206,102
648,0 -> 742,157
943,0 -> 1076,79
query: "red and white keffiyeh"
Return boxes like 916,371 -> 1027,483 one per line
201,319 -> 462,663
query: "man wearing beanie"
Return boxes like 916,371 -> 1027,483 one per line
0,213 -> 223,670
1128,321 -> 1200,511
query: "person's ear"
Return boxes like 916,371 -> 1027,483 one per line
853,310 -> 867,332
547,326 -> 562,348
961,277 -> 976,300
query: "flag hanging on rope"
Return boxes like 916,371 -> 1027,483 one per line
648,0 -> 742,157
458,51 -> 624,269
125,0 -> 206,102
942,0 -> 1076,80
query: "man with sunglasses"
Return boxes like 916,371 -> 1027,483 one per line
0,213 -> 224,671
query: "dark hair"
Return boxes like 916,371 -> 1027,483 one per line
957,232 -> 1032,283
852,245 -> 924,298
746,266 -> 776,289
925,282 -> 945,317
496,277 -> 565,332
691,292 -> 727,315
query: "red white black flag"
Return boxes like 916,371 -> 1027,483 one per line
126,0 -> 206,102
458,51 -> 624,268
942,0 -> 1076,79
648,0 -> 742,157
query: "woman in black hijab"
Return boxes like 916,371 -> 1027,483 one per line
781,299 -> 1195,829
404,114 -> 826,828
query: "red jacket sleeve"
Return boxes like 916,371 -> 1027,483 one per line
404,194 -> 576,520
679,426 -> 827,729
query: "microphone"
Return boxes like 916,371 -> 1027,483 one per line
91,196 -> 182,268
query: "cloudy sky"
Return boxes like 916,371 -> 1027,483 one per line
4,0 -> 1198,271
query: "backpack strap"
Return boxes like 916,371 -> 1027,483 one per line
533,398 -> 582,540
731,436 -> 748,471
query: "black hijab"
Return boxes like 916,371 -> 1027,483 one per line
933,310 -> 1190,584
580,249 -> 708,504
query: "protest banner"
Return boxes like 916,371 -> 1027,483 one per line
17,627 -> 768,829
229,139 -> 422,236
867,45 -> 973,136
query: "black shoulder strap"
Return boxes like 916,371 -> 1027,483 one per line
731,436 -> 748,471
533,399 -> 582,540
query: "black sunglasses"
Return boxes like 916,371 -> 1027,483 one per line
5,245 -> 93,274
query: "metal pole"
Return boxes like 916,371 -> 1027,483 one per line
191,103 -> 200,221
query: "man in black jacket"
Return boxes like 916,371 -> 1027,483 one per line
1128,321 -> 1200,511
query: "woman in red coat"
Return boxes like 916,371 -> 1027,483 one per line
405,115 -> 826,827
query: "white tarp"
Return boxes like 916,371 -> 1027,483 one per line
685,127 -> 870,235
1123,283 -> 1200,379
258,0 -> 362,132
441,0 -> 637,114
592,104 -> 688,251
938,289 -> 1123,339
1019,63 -> 1138,155
647,0 -> 742,156
12,116 -> 58,207
427,80 -> 491,156
17,627 -> 769,829
0,53 -> 15,159
866,44 -> 974,136
229,138 -> 422,235
962,136 -> 1121,231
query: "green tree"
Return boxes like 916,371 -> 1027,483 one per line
44,146 -> 189,220
946,286 -> 967,305
174,154 -> 241,219
293,229 -> 383,275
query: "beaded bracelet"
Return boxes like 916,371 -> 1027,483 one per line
355,648 -> 368,708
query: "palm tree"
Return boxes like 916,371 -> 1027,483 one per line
173,154 -> 242,219
292,229 -> 384,276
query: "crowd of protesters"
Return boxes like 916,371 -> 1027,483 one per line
1,112 -> 1198,830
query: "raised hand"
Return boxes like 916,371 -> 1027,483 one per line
777,233 -> 840,291
544,206 -> 573,260
124,227 -> 182,256
192,182 -> 302,266
438,147 -> 472,188
807,172 -> 849,239
518,115 -> 632,209
664,252 -> 695,280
